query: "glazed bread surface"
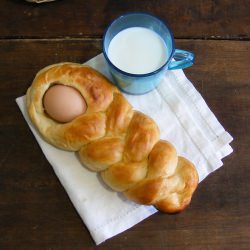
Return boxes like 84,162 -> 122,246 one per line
26,62 -> 199,213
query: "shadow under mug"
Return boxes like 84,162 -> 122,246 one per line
103,12 -> 195,95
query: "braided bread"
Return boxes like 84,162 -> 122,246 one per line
26,62 -> 198,213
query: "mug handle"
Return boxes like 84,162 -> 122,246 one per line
168,49 -> 195,70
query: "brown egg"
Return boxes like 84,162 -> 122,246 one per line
43,84 -> 87,123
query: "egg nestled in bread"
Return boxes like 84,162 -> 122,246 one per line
43,84 -> 87,123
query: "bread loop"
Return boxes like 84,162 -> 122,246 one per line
27,62 -> 199,213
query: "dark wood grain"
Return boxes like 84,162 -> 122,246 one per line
0,0 -> 249,39
0,39 -> 249,249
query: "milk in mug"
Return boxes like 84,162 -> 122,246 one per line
108,27 -> 168,75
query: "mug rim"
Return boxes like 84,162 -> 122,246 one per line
102,12 -> 176,77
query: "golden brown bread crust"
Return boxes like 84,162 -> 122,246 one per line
26,63 -> 118,150
26,62 -> 199,213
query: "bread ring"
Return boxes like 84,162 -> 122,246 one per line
26,62 -> 199,213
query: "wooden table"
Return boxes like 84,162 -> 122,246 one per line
1,1 -> 249,249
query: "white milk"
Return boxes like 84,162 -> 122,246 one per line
108,27 -> 168,74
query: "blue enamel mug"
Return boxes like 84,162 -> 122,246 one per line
103,13 -> 195,95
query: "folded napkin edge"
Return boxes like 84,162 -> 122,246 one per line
91,205 -> 157,245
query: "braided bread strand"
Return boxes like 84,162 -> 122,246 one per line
26,63 -> 199,213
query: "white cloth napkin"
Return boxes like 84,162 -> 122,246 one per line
16,54 -> 233,245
